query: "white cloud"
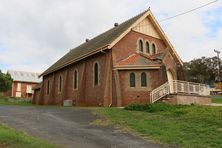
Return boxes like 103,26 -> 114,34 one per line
0,0 -> 221,73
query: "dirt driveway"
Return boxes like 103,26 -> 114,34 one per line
0,106 -> 163,148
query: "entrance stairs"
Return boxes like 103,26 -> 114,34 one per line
150,80 -> 211,104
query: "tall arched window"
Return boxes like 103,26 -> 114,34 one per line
94,62 -> 99,86
58,75 -> 63,93
47,80 -> 50,95
139,40 -> 143,52
130,73 -> 136,87
73,69 -> 78,90
146,42 -> 150,54
141,72 -> 147,87
152,43 -> 156,54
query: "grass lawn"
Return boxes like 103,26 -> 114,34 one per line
95,104 -> 222,148
212,95 -> 222,103
0,96 -> 33,106
0,124 -> 55,148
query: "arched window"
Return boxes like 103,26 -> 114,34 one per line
58,75 -> 63,93
94,62 -> 99,86
145,42 -> 150,54
73,69 -> 78,90
130,73 -> 136,87
152,43 -> 156,54
139,40 -> 143,52
141,72 -> 147,87
47,80 -> 50,95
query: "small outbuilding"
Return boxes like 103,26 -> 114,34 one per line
4,70 -> 42,98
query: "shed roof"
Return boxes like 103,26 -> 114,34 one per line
7,70 -> 42,83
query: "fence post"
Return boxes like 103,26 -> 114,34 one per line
187,82 -> 190,94
175,81 -> 177,94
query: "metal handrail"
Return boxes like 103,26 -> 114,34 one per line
150,80 -> 210,104
172,80 -> 210,96
150,82 -> 170,103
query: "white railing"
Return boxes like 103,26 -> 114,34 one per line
172,80 -> 210,96
150,80 -> 210,103
150,82 -> 170,103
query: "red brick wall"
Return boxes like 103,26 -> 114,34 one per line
4,81 -> 37,99
118,70 -> 163,106
112,30 -> 167,65
35,30 -> 182,107
39,51 -> 112,107
111,30 -> 172,106
163,53 -> 178,79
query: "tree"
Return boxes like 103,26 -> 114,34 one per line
184,56 -> 221,86
0,70 -> 13,93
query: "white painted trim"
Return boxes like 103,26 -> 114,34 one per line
108,10 -> 183,65
113,65 -> 160,70
17,83 -> 21,92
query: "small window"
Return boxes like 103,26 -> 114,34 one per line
94,62 -> 99,86
73,69 -> 78,90
47,80 -> 50,95
152,43 -> 156,54
130,73 -> 136,87
141,72 -> 147,87
139,40 -> 143,52
26,85 -> 32,94
17,83 -> 21,91
58,75 -> 63,93
145,42 -> 150,54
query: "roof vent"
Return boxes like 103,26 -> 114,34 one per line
114,23 -> 119,27
85,39 -> 90,42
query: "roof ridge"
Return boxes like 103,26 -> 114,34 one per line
8,70 -> 40,74
41,9 -> 150,76
70,9 -> 149,52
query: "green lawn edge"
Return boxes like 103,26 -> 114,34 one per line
0,124 -> 56,148
94,104 -> 222,148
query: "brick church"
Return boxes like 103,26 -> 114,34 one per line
33,9 -> 187,107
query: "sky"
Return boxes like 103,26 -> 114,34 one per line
0,0 -> 221,73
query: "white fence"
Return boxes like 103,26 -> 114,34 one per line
150,80 -> 210,103
172,80 -> 210,96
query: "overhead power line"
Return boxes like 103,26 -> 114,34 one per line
159,0 -> 219,22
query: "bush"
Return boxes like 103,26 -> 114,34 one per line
125,103 -> 188,113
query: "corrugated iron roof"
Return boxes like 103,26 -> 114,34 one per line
41,10 -> 149,76
7,70 -> 42,83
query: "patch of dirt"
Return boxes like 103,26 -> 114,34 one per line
90,118 -> 110,126
217,128 -> 222,132
0,144 -> 9,148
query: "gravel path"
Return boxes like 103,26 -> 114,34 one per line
0,106 -> 164,148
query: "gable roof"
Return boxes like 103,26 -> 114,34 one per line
41,8 -> 183,76
7,70 -> 42,83
41,10 -> 149,76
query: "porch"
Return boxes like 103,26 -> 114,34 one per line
150,80 -> 211,105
